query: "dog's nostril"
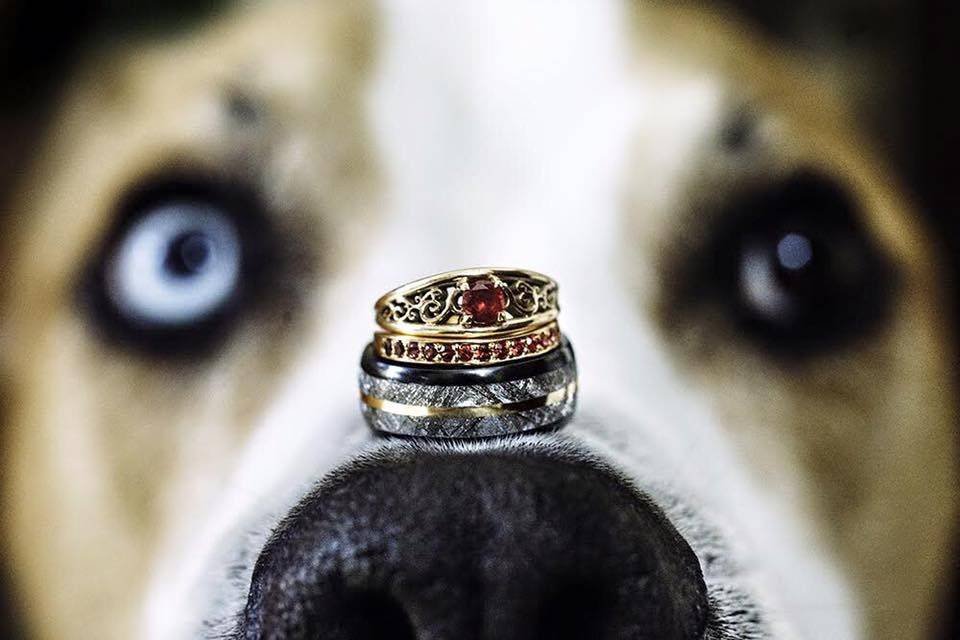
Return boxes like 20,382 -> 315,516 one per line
241,450 -> 709,640
537,579 -> 611,640
321,589 -> 415,640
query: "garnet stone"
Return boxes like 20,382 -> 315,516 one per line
422,343 -> 437,361
407,342 -> 420,359
456,344 -> 474,362
438,344 -> 455,362
461,279 -> 507,326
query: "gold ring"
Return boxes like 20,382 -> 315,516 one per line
374,267 -> 558,339
375,322 -> 561,365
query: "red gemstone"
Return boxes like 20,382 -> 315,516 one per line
509,339 -> 526,358
456,344 -> 474,362
526,336 -> 541,354
407,342 -> 421,359
461,279 -> 507,326
423,343 -> 437,361
475,344 -> 492,362
492,341 -> 510,360
394,341 -> 405,357
438,344 -> 455,362
383,338 -> 393,357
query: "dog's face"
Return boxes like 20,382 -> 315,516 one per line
1,1 -> 957,639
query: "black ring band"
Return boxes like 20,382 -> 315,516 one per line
359,338 -> 578,439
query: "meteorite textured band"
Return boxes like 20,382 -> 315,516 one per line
359,341 -> 578,438
374,267 -> 558,338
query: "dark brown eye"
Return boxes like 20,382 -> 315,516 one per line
718,171 -> 895,354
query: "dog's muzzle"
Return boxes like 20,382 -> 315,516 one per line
238,448 -> 709,639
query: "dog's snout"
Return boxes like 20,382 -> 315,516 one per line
241,450 -> 708,640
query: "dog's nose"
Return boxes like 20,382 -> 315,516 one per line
241,449 -> 708,640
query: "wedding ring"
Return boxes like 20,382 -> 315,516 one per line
374,268 -> 558,339
374,322 -> 561,366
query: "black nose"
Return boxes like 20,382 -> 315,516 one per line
241,449 -> 708,640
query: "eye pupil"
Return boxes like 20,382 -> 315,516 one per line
775,232 -> 814,272
718,172 -> 894,354
166,231 -> 214,276
100,201 -> 243,334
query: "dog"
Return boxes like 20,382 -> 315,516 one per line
1,1 -> 957,638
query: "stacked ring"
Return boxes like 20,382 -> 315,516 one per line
360,267 -> 578,439
374,322 -> 561,366
375,267 -> 559,337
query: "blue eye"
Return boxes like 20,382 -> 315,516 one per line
106,203 -> 242,328
80,176 -> 285,357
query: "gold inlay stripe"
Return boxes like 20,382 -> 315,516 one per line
361,382 -> 577,418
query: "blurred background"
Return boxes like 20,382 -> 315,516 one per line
1,1 -> 958,637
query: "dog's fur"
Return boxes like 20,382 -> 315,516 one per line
1,1 -> 957,639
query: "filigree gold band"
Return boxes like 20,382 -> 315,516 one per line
374,267 -> 559,339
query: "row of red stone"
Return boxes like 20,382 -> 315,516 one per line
383,326 -> 560,364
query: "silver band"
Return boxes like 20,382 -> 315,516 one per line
359,355 -> 578,438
